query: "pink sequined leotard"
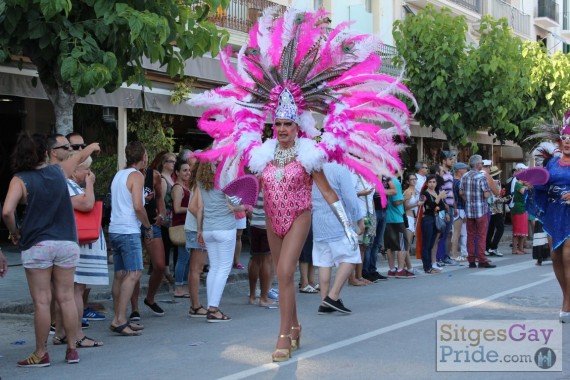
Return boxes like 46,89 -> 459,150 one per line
262,160 -> 313,238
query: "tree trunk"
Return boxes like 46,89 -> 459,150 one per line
42,82 -> 77,136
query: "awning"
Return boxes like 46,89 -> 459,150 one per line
0,70 -> 143,108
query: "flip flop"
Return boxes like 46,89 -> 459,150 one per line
109,323 -> 141,336
173,294 -> 190,298
259,301 -> 279,309
299,285 -> 318,293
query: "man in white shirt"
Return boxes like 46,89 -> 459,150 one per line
415,161 -> 428,193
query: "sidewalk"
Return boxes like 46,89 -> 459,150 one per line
0,223 -> 516,314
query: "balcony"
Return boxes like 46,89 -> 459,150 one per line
404,0 -> 482,22
210,0 -> 286,34
483,0 -> 531,38
534,0 -> 559,29
378,44 -> 404,78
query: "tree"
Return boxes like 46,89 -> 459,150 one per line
393,6 -> 534,147
0,0 -> 229,134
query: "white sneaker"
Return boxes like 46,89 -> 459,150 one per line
484,249 -> 491,256
560,311 -> 570,323
489,249 -> 503,257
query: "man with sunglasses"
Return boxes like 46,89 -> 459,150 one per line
66,132 -> 87,151
47,134 -> 73,164
414,161 -> 428,193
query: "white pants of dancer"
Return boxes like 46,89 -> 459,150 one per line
203,229 -> 236,308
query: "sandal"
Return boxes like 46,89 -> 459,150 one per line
291,325 -> 302,352
206,309 -> 232,323
76,336 -> 103,348
272,334 -> 292,362
189,305 -> 208,318
128,322 -> 144,331
109,323 -> 141,336
425,268 -> 441,274
299,285 -> 318,294
52,335 -> 67,345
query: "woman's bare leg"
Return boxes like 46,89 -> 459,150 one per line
25,268 -> 53,357
267,212 -> 310,356
52,266 -> 78,350
189,249 -> 206,310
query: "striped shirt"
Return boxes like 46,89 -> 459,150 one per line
459,170 -> 490,219
441,170 -> 455,206
250,191 -> 266,228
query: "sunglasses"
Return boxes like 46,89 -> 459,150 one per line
560,135 -> 570,141
52,144 -> 71,150
71,143 -> 86,150
165,160 -> 176,164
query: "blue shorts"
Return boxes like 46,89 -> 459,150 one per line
140,224 -> 162,238
109,233 -> 143,272
186,231 -> 205,251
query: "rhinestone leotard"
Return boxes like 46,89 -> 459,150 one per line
262,160 -> 313,238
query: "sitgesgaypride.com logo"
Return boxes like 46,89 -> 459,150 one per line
436,320 -> 562,371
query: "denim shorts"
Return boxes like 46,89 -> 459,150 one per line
186,231 -> 205,251
140,224 -> 162,238
21,240 -> 79,269
109,233 -> 143,272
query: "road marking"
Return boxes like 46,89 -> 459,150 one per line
470,260 -> 538,275
218,276 -> 555,380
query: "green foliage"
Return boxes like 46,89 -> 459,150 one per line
90,154 -> 118,199
0,0 -> 230,104
127,109 -> 175,161
170,77 -> 195,105
393,6 -> 536,147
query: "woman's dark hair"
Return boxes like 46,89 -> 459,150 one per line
425,174 -> 437,184
174,158 -> 188,173
11,132 -> 47,172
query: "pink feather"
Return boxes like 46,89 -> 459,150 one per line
316,21 -> 352,72
270,17 -> 284,67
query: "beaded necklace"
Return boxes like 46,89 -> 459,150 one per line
273,139 -> 298,182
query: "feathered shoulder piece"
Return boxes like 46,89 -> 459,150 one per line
188,6 -> 417,202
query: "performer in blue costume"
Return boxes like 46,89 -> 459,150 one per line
527,110 -> 570,323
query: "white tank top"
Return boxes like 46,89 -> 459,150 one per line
109,168 -> 144,234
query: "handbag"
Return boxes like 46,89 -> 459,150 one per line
75,201 -> 103,244
435,210 -> 446,232
168,225 -> 186,246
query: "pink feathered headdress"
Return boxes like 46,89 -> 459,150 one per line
188,6 -> 417,206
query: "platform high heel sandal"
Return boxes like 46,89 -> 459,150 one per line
290,325 -> 302,352
272,334 -> 292,362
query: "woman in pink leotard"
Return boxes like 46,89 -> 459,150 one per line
187,8 -> 415,362
260,117 -> 357,362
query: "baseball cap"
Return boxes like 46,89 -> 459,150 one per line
514,163 -> 528,170
453,162 -> 469,170
482,159 -> 492,167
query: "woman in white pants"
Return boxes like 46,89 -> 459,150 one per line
195,161 -> 237,322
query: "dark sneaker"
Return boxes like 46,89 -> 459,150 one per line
323,296 -> 352,314
65,348 -> 80,364
144,299 -> 165,316
317,305 -> 336,315
129,311 -> 141,322
49,323 -> 56,335
395,270 -> 416,279
478,262 -> 496,268
17,352 -> 50,367
83,307 -> 106,321
468,263 -> 477,268
443,258 -> 457,266
361,273 -> 376,283
375,272 -> 389,281
81,318 -> 90,329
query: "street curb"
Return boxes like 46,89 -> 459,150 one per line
0,270 -> 250,315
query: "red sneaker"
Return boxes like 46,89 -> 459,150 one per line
395,270 -> 416,279
387,270 -> 397,277
65,348 -> 80,364
17,352 -> 50,367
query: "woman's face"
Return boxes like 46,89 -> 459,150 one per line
560,134 -> 570,156
177,163 -> 191,182
74,165 -> 90,183
427,178 -> 437,190
408,175 -> 417,186
274,119 -> 299,148
163,155 -> 176,171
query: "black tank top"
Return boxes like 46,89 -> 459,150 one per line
143,169 -> 157,221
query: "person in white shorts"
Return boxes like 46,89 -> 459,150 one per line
312,163 -> 364,314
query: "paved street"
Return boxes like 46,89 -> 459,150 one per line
0,238 -> 569,379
